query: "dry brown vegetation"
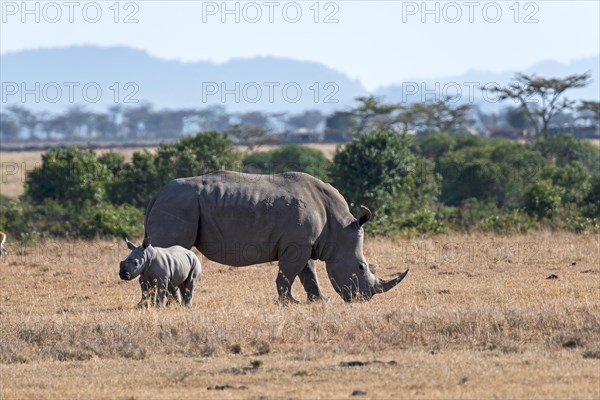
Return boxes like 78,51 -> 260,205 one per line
1,232 -> 599,399
0,151 -> 44,198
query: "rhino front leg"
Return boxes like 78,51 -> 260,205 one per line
276,268 -> 299,304
137,277 -> 152,309
298,260 -> 326,302
277,248 -> 312,304
155,278 -> 170,308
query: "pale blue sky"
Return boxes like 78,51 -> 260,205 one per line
1,0 -> 599,90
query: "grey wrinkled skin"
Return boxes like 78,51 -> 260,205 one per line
119,237 -> 202,307
144,171 -> 408,303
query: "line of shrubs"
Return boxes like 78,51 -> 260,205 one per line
0,131 -> 598,241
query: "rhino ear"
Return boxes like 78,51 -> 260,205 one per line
125,237 -> 136,250
358,205 -> 372,227
142,236 -> 152,249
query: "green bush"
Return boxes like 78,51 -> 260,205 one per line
439,140 -> 549,209
106,150 -> 163,208
330,130 -> 441,234
582,174 -> 600,218
442,199 -> 499,231
551,161 -> 591,205
533,133 -> 600,172
525,180 -> 564,219
156,131 -> 242,180
84,202 -> 144,238
242,145 -> 332,181
0,195 -> 25,239
0,196 -> 143,241
550,207 -> 599,233
412,132 -> 484,162
97,151 -> 126,176
399,207 -> 446,236
481,210 -> 538,234
25,147 -> 111,205
7,131 -> 600,240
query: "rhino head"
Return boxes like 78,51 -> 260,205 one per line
119,237 -> 152,281
326,206 -> 409,302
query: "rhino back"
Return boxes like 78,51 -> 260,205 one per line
145,246 -> 199,287
183,171 -> 351,266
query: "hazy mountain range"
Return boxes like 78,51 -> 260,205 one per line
1,45 -> 598,114
376,56 -> 600,112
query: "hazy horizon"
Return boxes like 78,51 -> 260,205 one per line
3,43 -> 598,94
2,1 -> 598,91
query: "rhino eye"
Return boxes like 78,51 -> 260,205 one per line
358,264 -> 365,270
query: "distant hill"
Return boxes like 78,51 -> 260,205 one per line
0,45 -> 368,114
1,45 -> 598,114
375,56 -> 600,111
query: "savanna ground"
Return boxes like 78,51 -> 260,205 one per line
0,145 -> 599,399
0,233 -> 599,399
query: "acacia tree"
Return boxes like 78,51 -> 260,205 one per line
286,110 -> 324,131
0,112 -> 20,141
346,96 -> 402,136
6,105 -> 37,139
410,98 -> 471,133
324,111 -> 354,141
345,96 -> 471,137
224,123 -> 274,152
577,100 -> 600,127
486,72 -> 591,138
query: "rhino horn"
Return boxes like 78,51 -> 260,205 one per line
376,269 -> 409,293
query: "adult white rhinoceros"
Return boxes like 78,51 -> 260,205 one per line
144,170 -> 408,302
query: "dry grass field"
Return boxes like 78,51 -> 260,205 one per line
1,232 -> 599,399
0,151 -> 45,198
1,143 -> 599,398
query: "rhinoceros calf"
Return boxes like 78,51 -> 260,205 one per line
119,237 -> 201,307
144,170 -> 408,302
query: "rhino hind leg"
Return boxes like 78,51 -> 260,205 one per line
166,286 -> 182,306
298,260 -> 326,302
179,269 -> 200,307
